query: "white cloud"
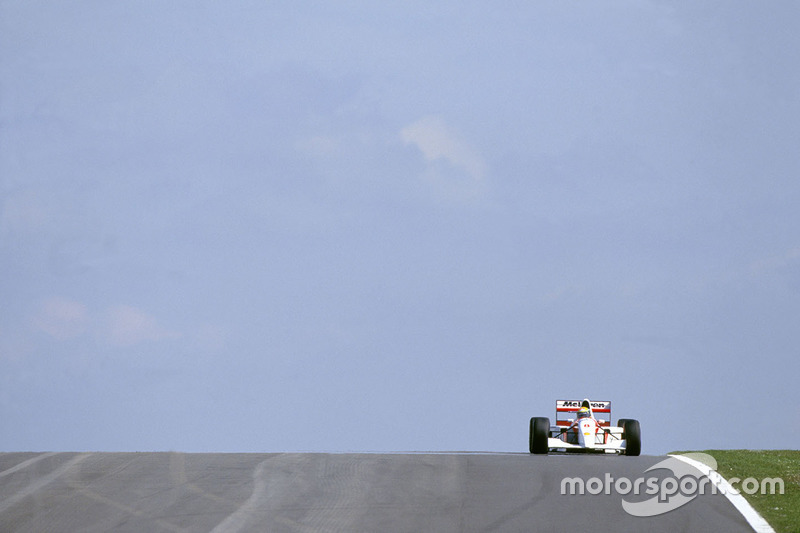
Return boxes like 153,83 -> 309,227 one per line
32,297 -> 88,340
29,299 -> 180,348
401,116 -> 487,200
103,305 -> 180,347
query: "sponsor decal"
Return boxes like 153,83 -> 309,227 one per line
557,400 -> 611,409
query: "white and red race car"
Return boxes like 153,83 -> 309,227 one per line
529,399 -> 640,455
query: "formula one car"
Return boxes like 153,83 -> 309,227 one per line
529,399 -> 640,455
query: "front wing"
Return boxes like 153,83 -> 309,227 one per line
547,426 -> 628,453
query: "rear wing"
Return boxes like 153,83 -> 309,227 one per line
555,399 -> 612,427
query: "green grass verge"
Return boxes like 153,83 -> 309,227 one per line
670,450 -> 800,533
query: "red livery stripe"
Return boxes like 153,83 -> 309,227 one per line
555,420 -> 610,426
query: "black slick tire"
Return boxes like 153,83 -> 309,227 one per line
529,417 -> 550,454
623,419 -> 641,456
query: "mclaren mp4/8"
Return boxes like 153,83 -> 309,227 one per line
529,399 -> 640,455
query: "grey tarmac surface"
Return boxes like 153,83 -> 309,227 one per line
0,451 -> 755,532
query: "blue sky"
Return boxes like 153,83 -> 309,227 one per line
1,1 -> 798,454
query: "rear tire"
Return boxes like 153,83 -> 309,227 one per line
623,419 -> 641,456
529,417 -> 550,454
617,418 -> 631,430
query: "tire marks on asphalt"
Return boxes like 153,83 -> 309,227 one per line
0,452 -> 58,479
209,453 -> 468,532
64,454 -> 187,533
169,451 -> 240,509
0,453 -> 89,515
210,456 -> 273,533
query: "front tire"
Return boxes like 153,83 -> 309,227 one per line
529,417 -> 550,454
622,419 -> 641,456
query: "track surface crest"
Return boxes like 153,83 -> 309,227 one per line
0,452 -> 755,532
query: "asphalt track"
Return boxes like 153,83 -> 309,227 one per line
0,452 -> 756,532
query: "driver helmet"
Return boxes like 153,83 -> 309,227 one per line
576,406 -> 591,419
